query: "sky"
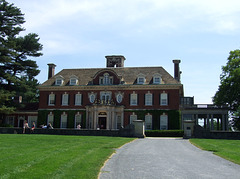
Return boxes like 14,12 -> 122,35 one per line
9,0 -> 240,104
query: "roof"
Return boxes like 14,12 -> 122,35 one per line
40,66 -> 181,86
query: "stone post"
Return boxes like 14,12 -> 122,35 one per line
132,120 -> 145,138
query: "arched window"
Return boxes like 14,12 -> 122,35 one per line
145,114 -> 152,130
160,114 -> 168,130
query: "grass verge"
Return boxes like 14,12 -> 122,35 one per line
0,134 -> 134,179
190,139 -> 240,165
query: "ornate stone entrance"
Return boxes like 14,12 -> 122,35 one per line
86,104 -> 124,130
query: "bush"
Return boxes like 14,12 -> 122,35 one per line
145,130 -> 184,137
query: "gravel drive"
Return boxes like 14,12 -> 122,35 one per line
99,138 -> 240,179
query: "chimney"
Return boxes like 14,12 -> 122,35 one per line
47,63 -> 56,79
105,55 -> 126,67
172,59 -> 181,82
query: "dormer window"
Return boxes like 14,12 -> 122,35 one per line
70,75 -> 78,85
153,74 -> 161,84
55,75 -> 64,86
99,73 -> 113,85
137,74 -> 145,84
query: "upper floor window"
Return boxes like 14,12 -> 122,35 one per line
62,93 -> 69,106
145,92 -> 153,106
99,73 -> 113,85
153,74 -> 161,84
130,92 -> 138,106
48,93 -> 55,106
70,75 -> 78,85
160,92 -> 168,106
100,91 -> 112,103
75,93 -> 82,106
55,75 -> 64,86
137,73 -> 145,84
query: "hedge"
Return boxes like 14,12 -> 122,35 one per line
145,130 -> 184,137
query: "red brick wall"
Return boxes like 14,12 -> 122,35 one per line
39,89 -> 180,110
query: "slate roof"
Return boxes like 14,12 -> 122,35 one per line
40,66 -> 181,86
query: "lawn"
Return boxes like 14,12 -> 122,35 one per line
0,134 -> 134,179
190,138 -> 240,165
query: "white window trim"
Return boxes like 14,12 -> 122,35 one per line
160,93 -> 168,106
48,112 -> 54,126
55,75 -> 64,86
61,112 -> 67,128
75,93 -> 82,106
48,93 -> 55,106
145,92 -> 152,106
153,75 -> 161,84
160,114 -> 168,130
145,114 -> 152,130
130,113 -> 137,124
130,92 -> 138,106
137,73 -> 146,84
62,93 -> 69,106
75,113 -> 82,128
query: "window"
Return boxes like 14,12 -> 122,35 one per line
55,76 -> 64,86
89,93 -> 96,103
145,114 -> 152,130
153,74 -> 161,84
75,93 -> 82,106
62,93 -> 69,106
70,77 -> 78,85
100,91 -> 111,103
117,116 -> 121,129
160,93 -> 168,106
160,114 -> 168,130
75,113 -> 82,128
130,92 -> 138,106
61,112 -> 67,128
5,116 -> 15,126
48,93 -> 55,105
28,116 -> 37,128
48,112 -> 54,126
145,92 -> 152,106
130,113 -> 137,124
116,94 -> 123,103
137,73 -> 145,84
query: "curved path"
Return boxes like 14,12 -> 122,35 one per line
99,138 -> 240,179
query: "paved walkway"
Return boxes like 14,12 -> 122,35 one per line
99,138 -> 240,179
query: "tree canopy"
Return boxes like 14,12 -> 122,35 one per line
0,0 -> 43,115
213,49 -> 240,130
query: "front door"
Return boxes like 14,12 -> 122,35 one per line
98,117 -> 106,129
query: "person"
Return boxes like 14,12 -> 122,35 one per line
77,124 -> 81,129
23,120 -> 29,134
41,124 -> 47,129
31,122 -> 35,133
47,123 -> 53,129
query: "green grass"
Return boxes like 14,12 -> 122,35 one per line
0,134 -> 134,179
190,139 -> 240,165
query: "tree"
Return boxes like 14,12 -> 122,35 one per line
213,49 -> 240,130
0,0 -> 42,117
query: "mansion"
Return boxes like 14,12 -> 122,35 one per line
37,55 -> 183,130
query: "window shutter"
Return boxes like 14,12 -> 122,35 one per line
152,93 -> 154,105
144,94 -> 145,105
168,93 -> 170,106
137,94 -> 139,105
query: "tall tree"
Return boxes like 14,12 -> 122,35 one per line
213,49 -> 240,130
0,0 -> 42,116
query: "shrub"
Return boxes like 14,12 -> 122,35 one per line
145,130 -> 184,137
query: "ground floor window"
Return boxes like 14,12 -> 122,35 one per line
5,116 -> 15,126
130,113 -> 137,124
145,114 -> 152,130
61,112 -> 67,128
28,116 -> 37,128
48,112 -> 54,126
160,114 -> 168,130
75,113 -> 82,128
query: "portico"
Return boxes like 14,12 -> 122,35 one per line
86,104 -> 124,130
